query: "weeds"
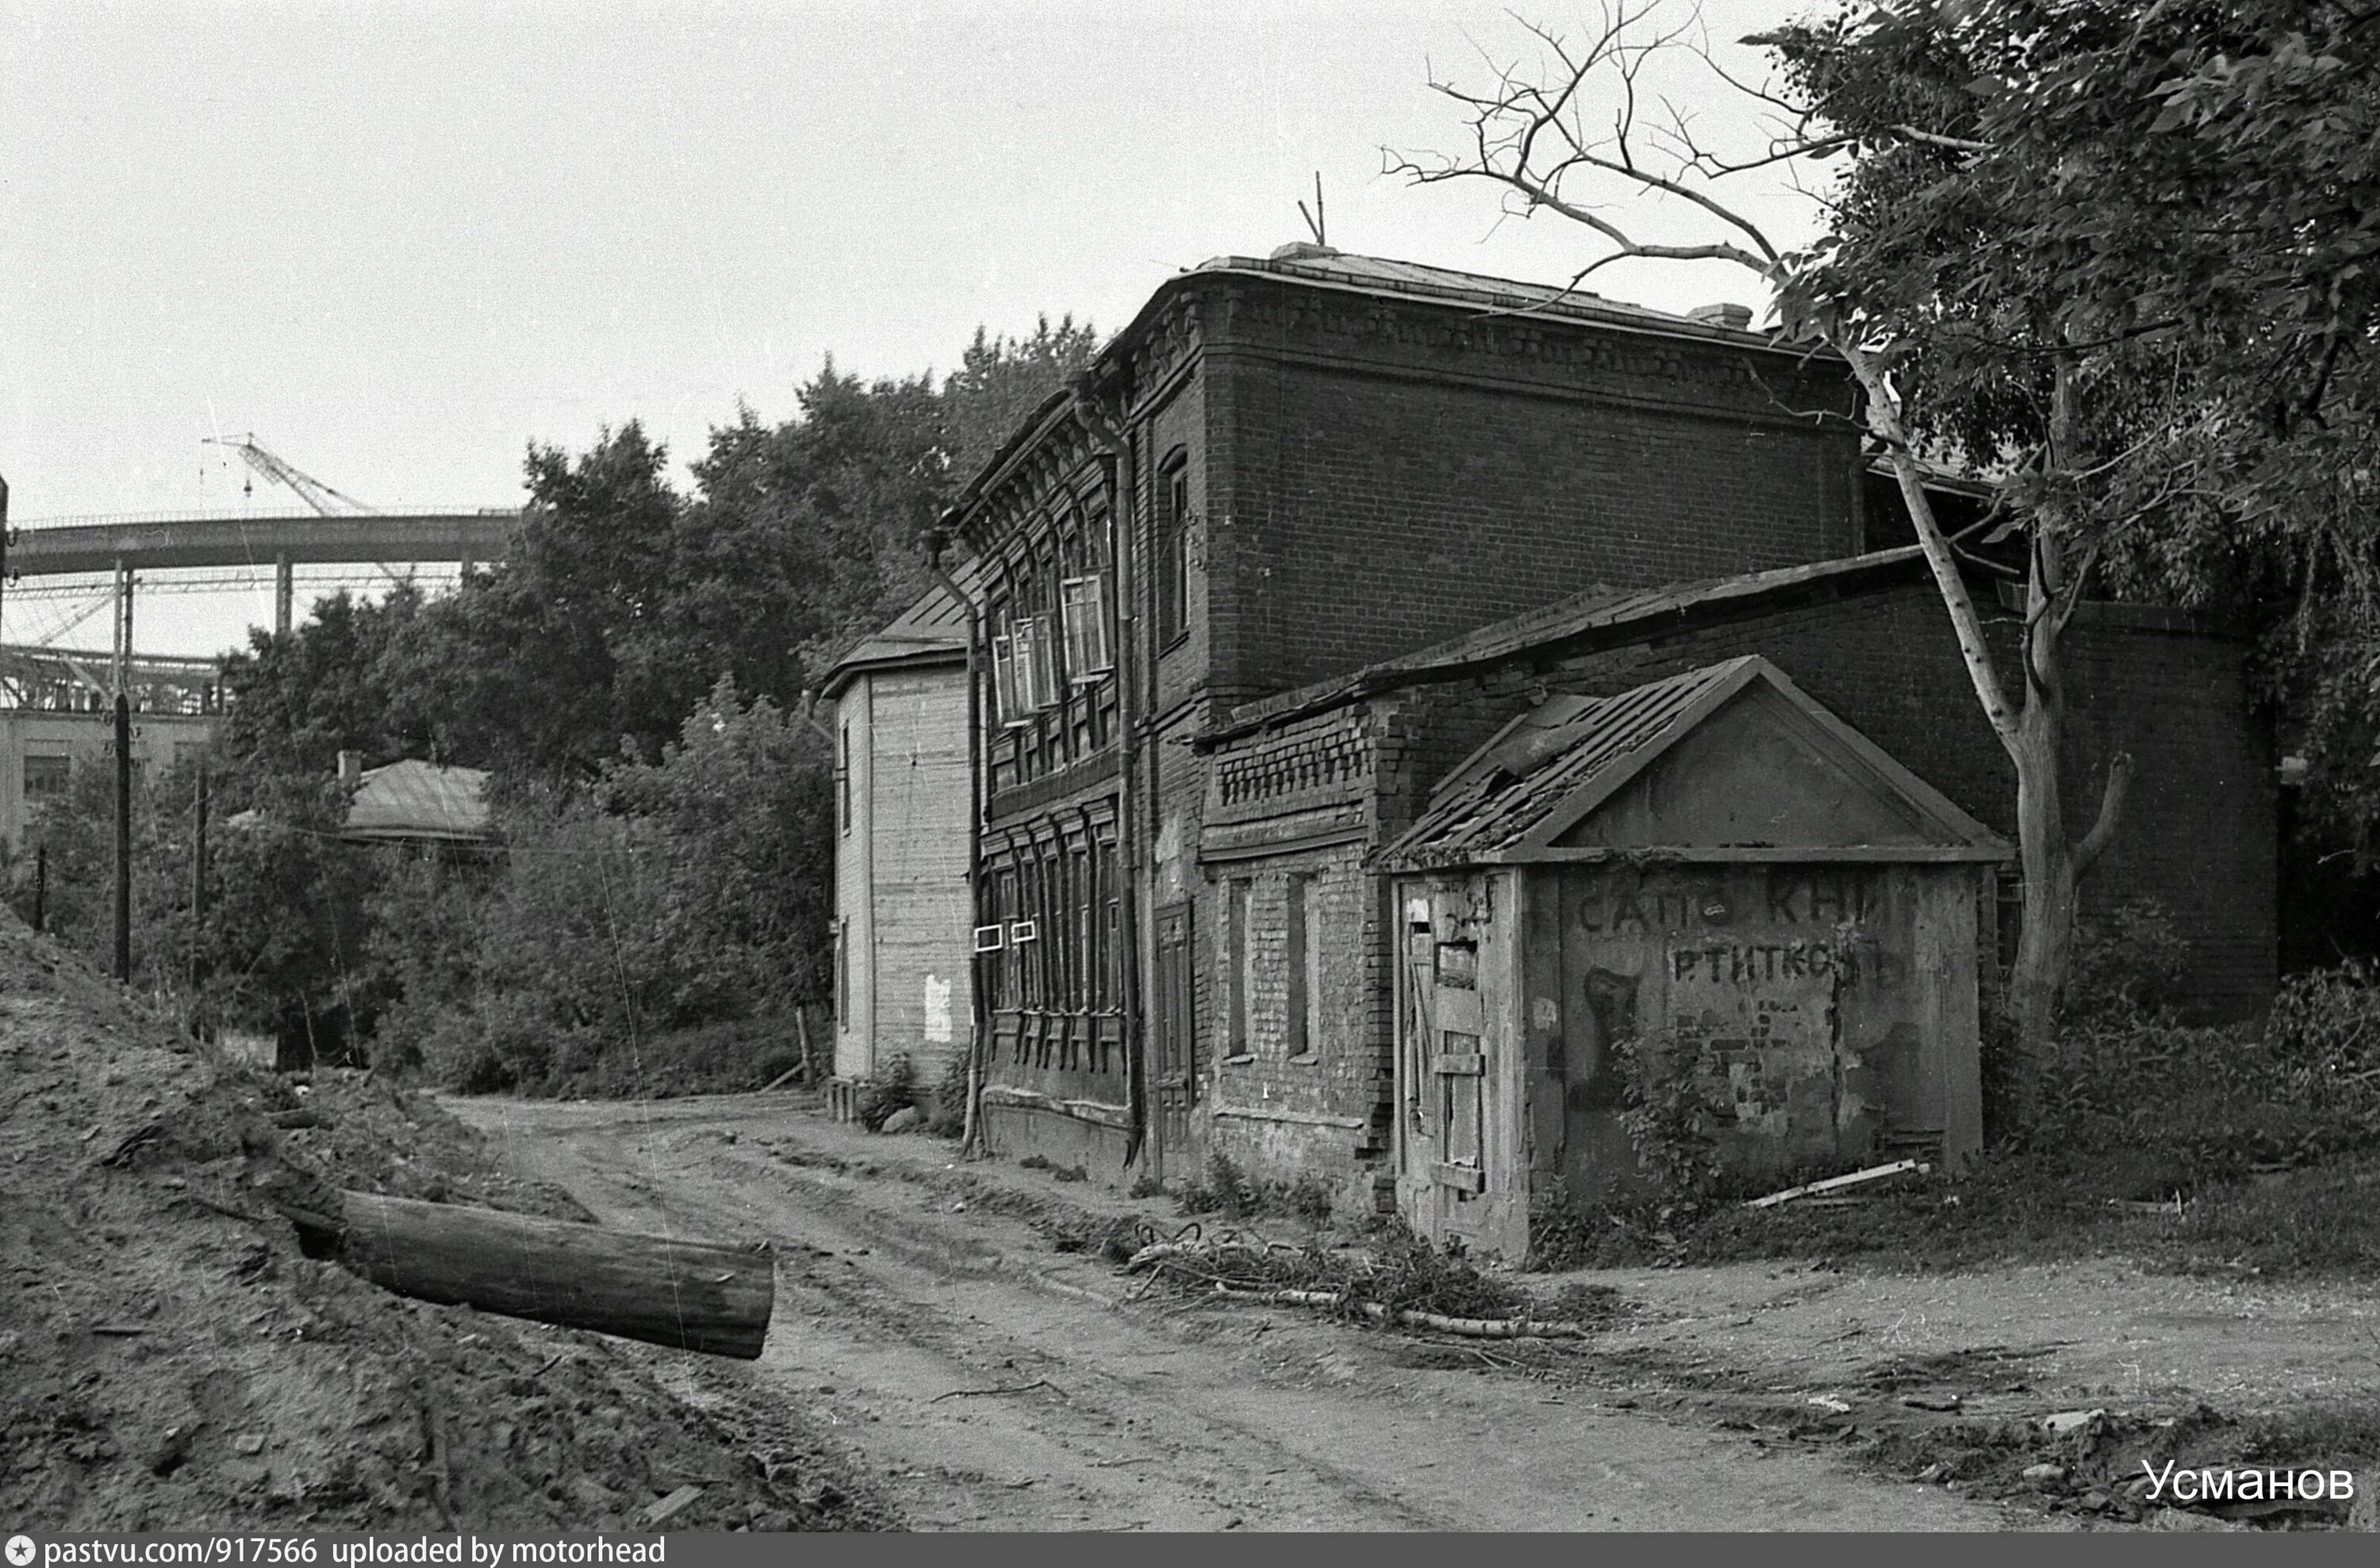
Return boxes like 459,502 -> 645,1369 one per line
1173,1152 -> 1338,1225
1130,1217 -> 1529,1323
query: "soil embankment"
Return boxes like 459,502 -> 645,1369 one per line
0,917 -> 883,1532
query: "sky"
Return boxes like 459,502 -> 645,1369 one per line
2,0 -> 1825,657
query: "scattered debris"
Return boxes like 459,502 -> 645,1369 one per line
639,1484 -> 706,1528
2040,1409 -> 2105,1435
1806,1395 -> 1853,1415
930,1378 -> 1063,1404
1745,1160 -> 1929,1210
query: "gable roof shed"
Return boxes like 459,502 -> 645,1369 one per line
1380,655 -> 2008,871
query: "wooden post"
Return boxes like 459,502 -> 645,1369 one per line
33,842 -> 45,934
795,1002 -> 815,1087
113,693 -> 132,984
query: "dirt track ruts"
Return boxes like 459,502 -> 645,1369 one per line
445,1093 -> 2039,1532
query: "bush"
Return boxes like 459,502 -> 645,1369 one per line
1614,1029 -> 1723,1214
854,1053 -> 916,1132
927,1049 -> 971,1139
2063,898 -> 2190,1022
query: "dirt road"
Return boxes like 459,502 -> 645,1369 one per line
446,1093 -> 2026,1532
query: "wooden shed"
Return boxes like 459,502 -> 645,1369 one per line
1378,656 -> 2009,1259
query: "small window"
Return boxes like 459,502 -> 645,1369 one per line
836,722 -> 851,834
1157,456 -> 1190,646
22,755 -> 71,802
1060,576 -> 1112,678
834,919 -> 850,1027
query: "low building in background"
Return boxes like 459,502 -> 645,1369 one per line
822,569 -> 977,1110
339,754 -> 494,847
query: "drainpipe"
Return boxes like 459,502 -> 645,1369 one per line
1069,374 -> 1146,1171
923,527 -> 987,1157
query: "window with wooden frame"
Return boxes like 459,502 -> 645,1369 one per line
1157,453 -> 1189,646
1009,615 -> 1058,714
1060,575 -> 1112,679
990,628 -> 1025,729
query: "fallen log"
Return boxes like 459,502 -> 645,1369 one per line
282,1190 -> 775,1359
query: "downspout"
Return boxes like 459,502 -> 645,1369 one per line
923,529 -> 987,1158
1069,374 -> 1146,1170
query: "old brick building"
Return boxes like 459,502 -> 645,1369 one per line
1200,547 -> 2275,1213
942,244 -> 1881,1179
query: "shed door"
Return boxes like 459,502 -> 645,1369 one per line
1400,881 -> 1495,1248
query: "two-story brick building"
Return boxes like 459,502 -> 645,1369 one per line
941,243 -> 1883,1179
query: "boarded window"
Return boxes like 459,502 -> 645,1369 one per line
1438,1029 -> 1485,1192
1222,880 -> 1252,1056
1156,903 -> 1195,1092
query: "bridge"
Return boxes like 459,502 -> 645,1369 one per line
0,509 -> 519,844
10,508 -> 520,636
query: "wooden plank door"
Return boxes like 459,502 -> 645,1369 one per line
1153,903 -> 1196,1175
1399,882 -> 1492,1248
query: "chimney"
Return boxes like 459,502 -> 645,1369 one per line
337,749 -> 362,788
1687,302 -> 1754,331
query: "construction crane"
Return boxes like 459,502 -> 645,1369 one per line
202,434 -> 377,516
200,435 -> 406,632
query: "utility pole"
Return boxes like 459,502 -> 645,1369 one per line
190,762 -> 209,992
113,692 -> 132,984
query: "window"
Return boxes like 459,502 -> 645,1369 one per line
1222,880 -> 1253,1059
1009,615 -> 1058,714
836,722 -> 851,833
1157,456 -> 1189,645
1060,575 -> 1112,678
991,631 -> 1025,728
22,755 -> 70,802
1284,875 -> 1315,1059
834,919 -> 850,1027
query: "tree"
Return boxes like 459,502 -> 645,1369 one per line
1391,0 -> 2216,1113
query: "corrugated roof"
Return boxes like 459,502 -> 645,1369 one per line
1209,546 -> 1930,745
343,759 -> 492,844
1384,660 -> 1750,866
820,557 -> 984,697
1380,654 -> 2008,868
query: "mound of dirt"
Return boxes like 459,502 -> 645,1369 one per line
0,916 -> 885,1532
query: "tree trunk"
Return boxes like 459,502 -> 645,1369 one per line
286,1190 -> 777,1360
2004,699 -> 2079,1118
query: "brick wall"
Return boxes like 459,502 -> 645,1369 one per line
1200,276 -> 1864,706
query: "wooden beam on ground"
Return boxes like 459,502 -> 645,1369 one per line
284,1190 -> 776,1359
